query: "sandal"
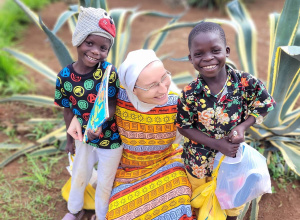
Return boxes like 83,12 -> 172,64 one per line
62,210 -> 85,220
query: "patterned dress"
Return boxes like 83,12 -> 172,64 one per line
106,87 -> 194,220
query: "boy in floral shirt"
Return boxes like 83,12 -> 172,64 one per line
175,21 -> 276,220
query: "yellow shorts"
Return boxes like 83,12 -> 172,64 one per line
186,171 -> 245,217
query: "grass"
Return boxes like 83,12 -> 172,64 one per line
0,0 -> 57,96
268,151 -> 299,191
0,154 -> 66,219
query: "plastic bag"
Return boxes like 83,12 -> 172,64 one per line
61,153 -> 97,210
214,142 -> 272,210
191,155 -> 227,220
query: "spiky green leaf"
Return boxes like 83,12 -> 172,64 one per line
3,48 -> 57,83
226,0 -> 257,76
270,140 -> 300,176
39,16 -> 74,68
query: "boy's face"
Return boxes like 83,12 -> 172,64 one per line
188,32 -> 230,79
76,34 -> 111,73
133,61 -> 171,106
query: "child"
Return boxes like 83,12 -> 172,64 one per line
175,21 -> 276,220
54,7 -> 123,220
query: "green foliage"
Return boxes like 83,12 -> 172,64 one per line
0,0 -> 55,95
187,0 -> 254,11
28,121 -> 55,140
0,155 -> 64,219
226,0 -> 300,177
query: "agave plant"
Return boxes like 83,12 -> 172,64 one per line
226,0 -> 300,177
0,0 -> 185,167
1,0 -> 299,218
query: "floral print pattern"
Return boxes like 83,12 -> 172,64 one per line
176,65 -> 276,178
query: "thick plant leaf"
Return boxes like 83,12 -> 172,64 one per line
14,0 -> 41,29
250,197 -> 261,220
267,0 -> 300,92
172,72 -> 195,86
237,201 -> 251,220
264,46 -> 300,127
270,140 -> 300,176
0,143 -> 41,168
39,16 -> 74,68
0,143 -> 24,150
3,48 -> 57,83
52,10 -> 78,35
108,8 -> 135,67
246,126 -> 273,141
0,95 -> 55,107
30,146 -> 60,157
226,0 -> 257,76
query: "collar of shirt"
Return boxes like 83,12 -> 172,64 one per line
192,64 -> 239,97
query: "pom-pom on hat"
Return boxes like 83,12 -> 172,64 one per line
72,6 -> 116,47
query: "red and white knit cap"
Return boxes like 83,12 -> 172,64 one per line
72,6 -> 116,47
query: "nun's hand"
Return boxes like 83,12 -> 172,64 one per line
67,116 -> 83,142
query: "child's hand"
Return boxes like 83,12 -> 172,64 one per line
216,138 -> 239,158
65,140 -> 75,154
87,126 -> 102,141
228,125 -> 246,144
67,116 -> 83,142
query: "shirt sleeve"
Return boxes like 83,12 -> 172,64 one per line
107,65 -> 120,102
175,85 -> 196,129
242,73 -> 276,117
54,69 -> 71,108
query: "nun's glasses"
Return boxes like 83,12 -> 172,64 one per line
134,71 -> 171,91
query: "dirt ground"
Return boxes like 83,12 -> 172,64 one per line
1,0 -> 300,219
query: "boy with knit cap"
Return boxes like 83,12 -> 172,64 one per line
54,7 -> 123,220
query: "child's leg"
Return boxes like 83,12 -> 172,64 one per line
186,171 -> 245,219
94,145 -> 123,220
186,171 -> 211,219
68,140 -> 98,214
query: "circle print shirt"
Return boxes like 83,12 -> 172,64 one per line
54,61 -> 121,149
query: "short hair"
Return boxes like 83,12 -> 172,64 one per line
188,21 -> 227,50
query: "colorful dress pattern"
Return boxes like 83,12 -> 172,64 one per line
176,65 -> 276,178
106,87 -> 194,220
54,61 -> 122,149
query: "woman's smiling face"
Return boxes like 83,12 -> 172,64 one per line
133,61 -> 171,105
188,31 -> 230,79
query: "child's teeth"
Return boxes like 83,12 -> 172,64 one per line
204,65 -> 216,69
88,55 -> 97,61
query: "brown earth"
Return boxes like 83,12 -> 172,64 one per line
0,0 -> 299,219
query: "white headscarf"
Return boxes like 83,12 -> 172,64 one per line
118,49 -> 161,112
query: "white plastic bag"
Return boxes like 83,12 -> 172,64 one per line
213,142 -> 272,209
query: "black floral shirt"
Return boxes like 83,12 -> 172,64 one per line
175,65 -> 276,178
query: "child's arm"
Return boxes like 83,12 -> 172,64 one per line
229,112 -> 268,144
64,108 -> 76,154
229,73 -> 276,143
178,127 -> 239,158
176,88 -> 239,157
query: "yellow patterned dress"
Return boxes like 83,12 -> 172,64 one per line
106,86 -> 193,220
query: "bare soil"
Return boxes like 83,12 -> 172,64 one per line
1,0 -> 299,219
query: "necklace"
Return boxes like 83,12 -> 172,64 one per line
214,76 -> 228,98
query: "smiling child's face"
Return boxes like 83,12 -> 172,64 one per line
75,34 -> 111,74
188,31 -> 230,79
